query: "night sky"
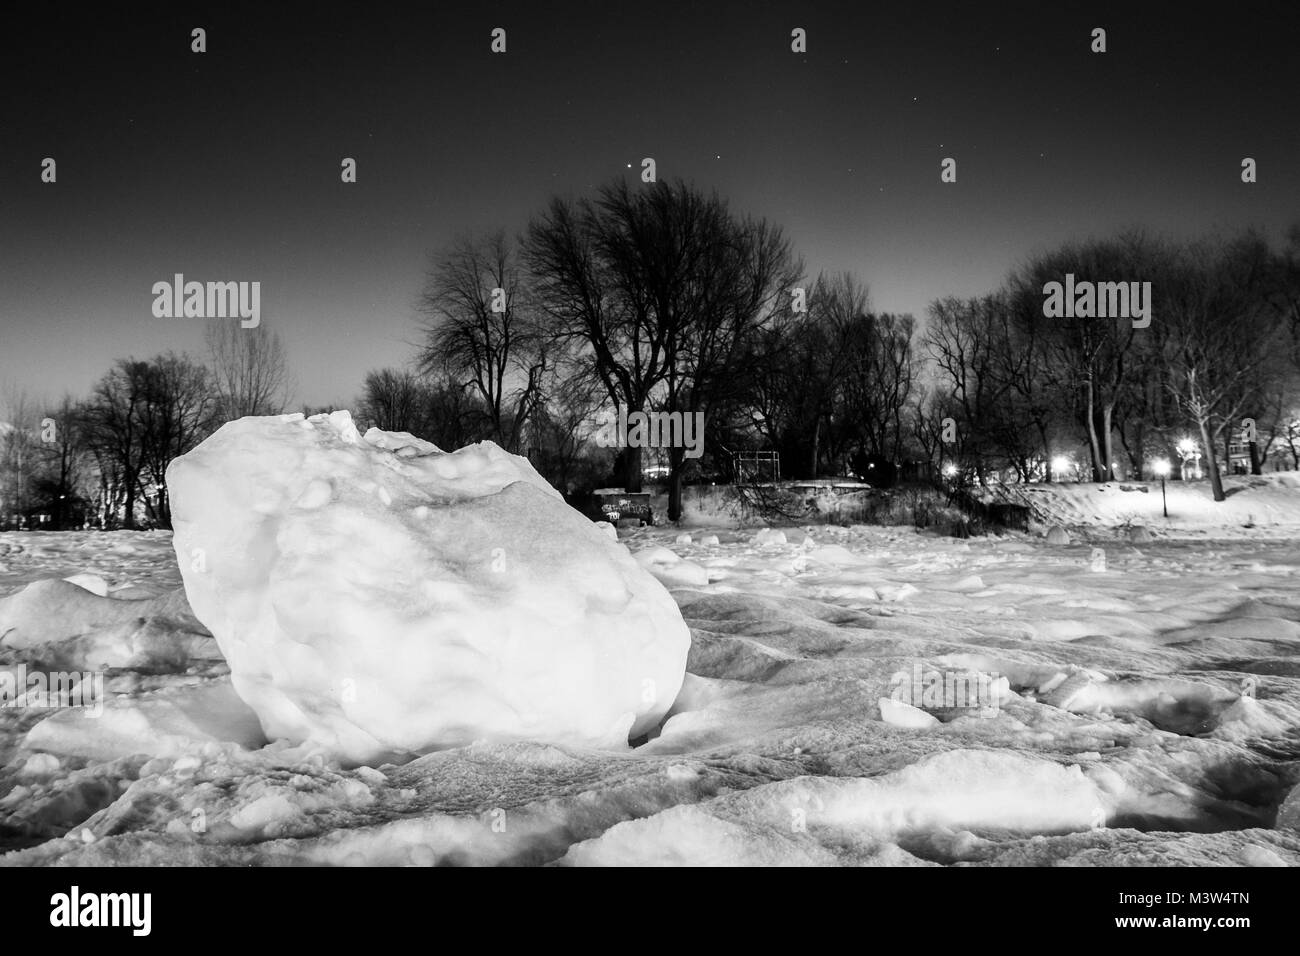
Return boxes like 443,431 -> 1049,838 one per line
1,2 -> 1296,407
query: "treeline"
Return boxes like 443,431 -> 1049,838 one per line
0,324 -> 289,529
359,177 -> 1300,517
7,178 -> 1299,529
358,179 -> 928,521
928,229 -> 1300,500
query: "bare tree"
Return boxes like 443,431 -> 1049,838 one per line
82,361 -> 150,529
526,178 -> 798,518
138,354 -> 216,525
35,394 -> 90,528
357,366 -> 489,450
0,389 -> 41,526
358,368 -> 428,433
1006,232 -> 1162,480
81,355 -> 215,528
418,232 -> 545,452
1164,236 -> 1288,501
206,320 -> 291,422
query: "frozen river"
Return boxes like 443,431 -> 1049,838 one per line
2,525 -> 1299,865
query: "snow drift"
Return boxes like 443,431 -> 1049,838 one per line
166,411 -> 689,764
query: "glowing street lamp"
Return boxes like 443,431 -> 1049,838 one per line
1175,437 -> 1202,480
1051,456 -> 1071,482
1153,458 -> 1170,517
943,463 -> 958,478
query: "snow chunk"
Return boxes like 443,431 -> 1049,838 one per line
1277,783 -> 1300,832
750,528 -> 788,546
804,544 -> 863,567
62,573 -> 109,596
24,679 -> 266,762
167,411 -> 690,764
561,749 -> 1106,865
879,697 -> 940,729
633,547 -> 709,587
1209,695 -> 1292,742
0,579 -> 214,670
1045,526 -> 1071,545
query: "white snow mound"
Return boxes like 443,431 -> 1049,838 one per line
166,411 -> 690,764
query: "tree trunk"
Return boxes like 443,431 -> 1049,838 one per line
667,446 -> 684,522
1102,405 -> 1115,481
809,416 -> 821,479
1084,380 -> 1104,481
622,445 -> 643,493
122,478 -> 137,530
1249,440 -> 1262,475
1200,421 -> 1226,502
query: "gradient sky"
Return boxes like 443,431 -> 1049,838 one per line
1,1 -> 1296,408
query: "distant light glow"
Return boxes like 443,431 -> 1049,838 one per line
1153,459 -> 1171,477
1051,456 -> 1071,475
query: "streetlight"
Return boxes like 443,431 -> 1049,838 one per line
1153,458 -> 1170,517
1051,456 -> 1071,482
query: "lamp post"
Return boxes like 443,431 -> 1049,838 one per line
1153,459 -> 1170,517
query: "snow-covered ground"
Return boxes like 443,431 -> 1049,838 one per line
1004,473 -> 1300,539
3,479 -> 1300,866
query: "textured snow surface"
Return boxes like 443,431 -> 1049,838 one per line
4,501 -> 1300,865
164,411 -> 689,764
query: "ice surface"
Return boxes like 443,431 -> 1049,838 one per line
0,579 -> 214,669
165,411 -> 690,764
25,679 -> 265,762
5,478 -> 1300,865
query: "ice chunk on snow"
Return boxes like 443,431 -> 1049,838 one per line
1209,695 -> 1292,742
561,749 -> 1106,865
1277,783 -> 1300,832
804,544 -> 863,567
62,573 -> 109,596
750,528 -> 788,546
167,411 -> 690,764
0,579 -> 213,669
24,678 -> 266,761
878,697 -> 940,729
1045,525 -> 1071,545
632,547 -> 709,587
